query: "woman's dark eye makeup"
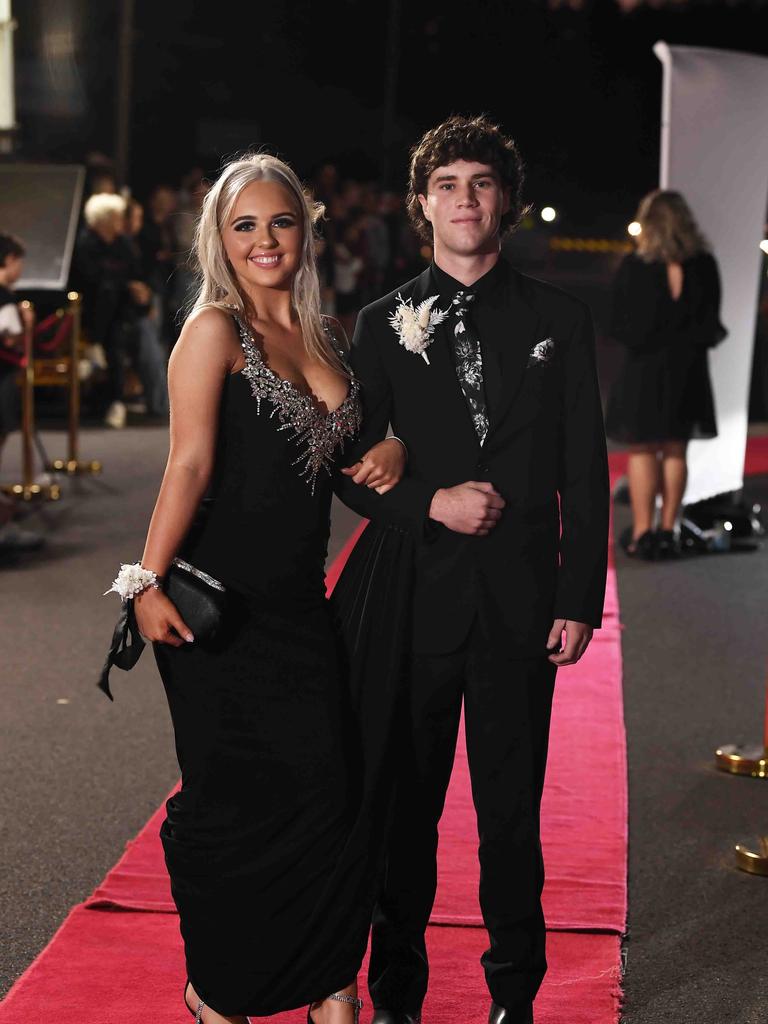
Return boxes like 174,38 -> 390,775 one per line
233,216 -> 296,232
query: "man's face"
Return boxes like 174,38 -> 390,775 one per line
418,159 -> 510,257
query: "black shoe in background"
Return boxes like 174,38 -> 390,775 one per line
620,527 -> 657,560
655,528 -> 681,559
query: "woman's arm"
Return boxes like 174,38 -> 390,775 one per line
134,307 -> 239,645
341,436 -> 407,494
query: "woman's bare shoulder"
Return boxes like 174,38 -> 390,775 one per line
172,305 -> 242,371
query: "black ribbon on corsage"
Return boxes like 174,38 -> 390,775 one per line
97,600 -> 146,700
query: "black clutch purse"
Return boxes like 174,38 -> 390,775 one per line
97,556 -> 228,700
164,557 -> 228,642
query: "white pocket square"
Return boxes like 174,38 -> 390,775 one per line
527,337 -> 555,367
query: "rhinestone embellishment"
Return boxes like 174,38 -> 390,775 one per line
235,317 -> 361,494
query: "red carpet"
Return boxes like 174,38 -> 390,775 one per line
432,567 -> 625,932
0,905 -> 620,1024
3,459 -> 652,1022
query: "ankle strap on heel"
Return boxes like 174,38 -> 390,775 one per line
195,1000 -> 205,1023
328,993 -> 363,1008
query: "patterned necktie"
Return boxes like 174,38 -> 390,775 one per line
450,290 -> 489,445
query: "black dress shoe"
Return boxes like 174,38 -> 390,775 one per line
489,1000 -> 534,1024
371,1011 -> 421,1024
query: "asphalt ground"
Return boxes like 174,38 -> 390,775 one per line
1,423 -> 767,1024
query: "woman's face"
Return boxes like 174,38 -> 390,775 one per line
222,180 -> 303,294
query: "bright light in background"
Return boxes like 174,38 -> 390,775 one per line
540,206 -> 556,223
760,239 -> 768,255
627,221 -> 642,236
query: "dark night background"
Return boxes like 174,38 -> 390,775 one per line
11,0 -> 768,234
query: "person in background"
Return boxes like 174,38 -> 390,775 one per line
172,175 -> 212,328
72,193 -> 153,428
606,189 -> 726,559
360,185 -> 389,306
124,199 -> 170,419
138,185 -> 180,345
380,191 -> 423,291
333,215 -> 366,340
0,233 -> 44,553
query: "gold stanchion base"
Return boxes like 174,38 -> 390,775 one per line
715,743 -> 768,778
1,482 -> 61,501
735,837 -> 768,876
49,458 -> 102,476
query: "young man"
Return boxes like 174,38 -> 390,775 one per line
335,116 -> 609,1024
0,233 -> 44,553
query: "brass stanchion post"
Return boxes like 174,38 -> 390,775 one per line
49,292 -> 102,476
715,660 -> 768,778
1,302 -> 60,501
716,662 -> 768,874
735,837 -> 768,876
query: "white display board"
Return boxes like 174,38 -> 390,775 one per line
0,164 -> 85,290
655,43 -> 768,503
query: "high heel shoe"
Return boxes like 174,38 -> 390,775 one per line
184,980 -> 206,1023
656,528 -> 681,559
307,991 -> 364,1024
620,527 -> 657,560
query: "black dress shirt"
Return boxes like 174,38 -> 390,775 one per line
429,259 -> 508,421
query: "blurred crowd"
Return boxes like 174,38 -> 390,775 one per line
68,158 -> 427,430
0,155 -> 426,552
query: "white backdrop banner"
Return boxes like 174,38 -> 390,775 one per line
654,43 -> 768,503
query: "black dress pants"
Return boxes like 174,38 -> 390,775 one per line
368,620 -> 556,1014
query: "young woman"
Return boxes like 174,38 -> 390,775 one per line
119,154 -> 404,1023
606,189 -> 726,559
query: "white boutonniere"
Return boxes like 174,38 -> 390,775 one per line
527,337 -> 555,367
388,294 -> 450,365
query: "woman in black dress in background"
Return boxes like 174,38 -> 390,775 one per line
120,154 -> 405,1023
606,189 -> 726,559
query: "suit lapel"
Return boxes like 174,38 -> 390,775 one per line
407,267 -> 481,450
484,266 -> 542,440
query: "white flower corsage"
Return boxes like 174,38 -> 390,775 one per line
388,293 -> 450,365
104,562 -> 161,600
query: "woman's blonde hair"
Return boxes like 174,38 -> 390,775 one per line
191,153 -> 345,373
83,192 -> 126,228
634,189 -> 709,264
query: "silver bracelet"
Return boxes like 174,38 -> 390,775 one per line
103,562 -> 162,600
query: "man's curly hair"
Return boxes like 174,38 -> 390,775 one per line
407,114 -> 528,242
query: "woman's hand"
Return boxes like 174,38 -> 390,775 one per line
340,437 -> 406,495
134,587 -> 194,647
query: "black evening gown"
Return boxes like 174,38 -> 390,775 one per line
152,315 -> 406,1017
605,251 -> 726,444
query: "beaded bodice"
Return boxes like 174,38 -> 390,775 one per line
179,315 -> 362,608
233,315 -> 362,494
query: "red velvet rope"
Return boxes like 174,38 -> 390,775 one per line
0,312 -> 74,368
33,313 -> 73,353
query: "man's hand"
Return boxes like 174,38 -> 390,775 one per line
340,437 -> 406,494
429,482 -> 505,536
547,618 -> 593,666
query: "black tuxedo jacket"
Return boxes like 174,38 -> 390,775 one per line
334,259 -> 609,656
